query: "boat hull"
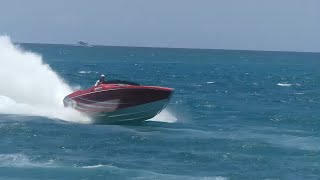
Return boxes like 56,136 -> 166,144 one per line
63,84 -> 173,123
93,99 -> 170,124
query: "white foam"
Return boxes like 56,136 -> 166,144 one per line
0,153 -> 57,168
78,70 -> 91,74
277,83 -> 292,87
0,154 -> 30,167
294,92 -> 304,95
148,109 -> 177,123
0,36 -> 91,123
82,164 -> 109,168
0,153 -> 40,167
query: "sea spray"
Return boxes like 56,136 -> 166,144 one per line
0,36 -> 90,123
149,109 -> 178,123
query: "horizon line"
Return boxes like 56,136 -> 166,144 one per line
16,41 -> 320,54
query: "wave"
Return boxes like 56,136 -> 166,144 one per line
277,83 -> 301,87
78,70 -> 91,74
80,163 -> 228,180
277,83 -> 292,87
0,153 -> 55,168
81,164 -> 112,169
159,126 -> 320,151
206,81 -> 215,84
0,154 -> 31,167
0,153 -> 227,180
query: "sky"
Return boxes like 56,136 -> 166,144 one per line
0,0 -> 319,52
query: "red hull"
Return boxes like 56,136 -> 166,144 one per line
63,83 -> 173,122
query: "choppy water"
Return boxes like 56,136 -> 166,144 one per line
0,37 -> 320,179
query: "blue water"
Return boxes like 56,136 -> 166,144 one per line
1,43 -> 320,179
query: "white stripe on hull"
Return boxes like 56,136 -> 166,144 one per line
76,100 -> 119,109
77,97 -> 126,105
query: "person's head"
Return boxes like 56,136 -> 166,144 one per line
100,74 -> 105,81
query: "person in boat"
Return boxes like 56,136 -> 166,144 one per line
95,74 -> 106,86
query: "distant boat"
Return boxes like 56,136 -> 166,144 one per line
76,41 -> 91,47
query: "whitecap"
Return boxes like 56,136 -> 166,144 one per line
204,104 -> 215,108
0,153 -> 54,168
82,164 -> 109,169
78,70 -> 91,74
294,92 -> 304,95
277,83 -> 292,87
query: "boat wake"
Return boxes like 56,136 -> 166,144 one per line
0,36 -> 91,123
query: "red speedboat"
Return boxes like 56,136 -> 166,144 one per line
63,80 -> 173,123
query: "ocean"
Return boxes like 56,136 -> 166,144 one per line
0,36 -> 319,179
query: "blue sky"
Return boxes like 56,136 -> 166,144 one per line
0,0 -> 319,52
